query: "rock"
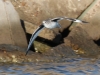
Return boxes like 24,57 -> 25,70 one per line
43,44 -> 77,58
70,0 -> 100,41
0,0 -> 27,48
10,0 -> 93,41
10,0 -> 93,25
64,26 -> 100,57
0,44 -> 77,63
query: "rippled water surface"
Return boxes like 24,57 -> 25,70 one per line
0,58 -> 100,75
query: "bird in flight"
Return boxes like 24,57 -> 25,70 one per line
25,17 -> 88,55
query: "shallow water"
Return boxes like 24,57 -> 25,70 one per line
0,58 -> 100,75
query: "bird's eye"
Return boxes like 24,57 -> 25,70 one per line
43,21 -> 46,24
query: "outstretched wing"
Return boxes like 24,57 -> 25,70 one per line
64,17 -> 88,23
50,17 -> 88,23
25,25 -> 45,55
51,17 -> 64,22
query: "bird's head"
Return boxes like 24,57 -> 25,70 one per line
42,20 -> 46,24
42,19 -> 51,25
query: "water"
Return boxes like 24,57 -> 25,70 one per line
0,58 -> 100,75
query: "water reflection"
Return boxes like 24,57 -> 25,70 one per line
0,58 -> 100,75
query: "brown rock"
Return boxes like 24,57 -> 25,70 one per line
0,44 -> 77,63
10,0 -> 93,25
10,0 -> 93,41
64,26 -> 100,57
43,44 -> 77,58
0,0 -> 27,48
70,0 -> 100,41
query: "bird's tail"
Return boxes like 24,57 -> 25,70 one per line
25,25 -> 45,56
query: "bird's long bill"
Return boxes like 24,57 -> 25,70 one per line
25,25 -> 45,55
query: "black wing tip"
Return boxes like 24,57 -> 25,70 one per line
82,21 -> 89,23
40,24 -> 44,27
25,49 -> 29,56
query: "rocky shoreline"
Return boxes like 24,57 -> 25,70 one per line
0,0 -> 100,63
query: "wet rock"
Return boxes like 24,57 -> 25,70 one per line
0,44 -> 77,63
43,44 -> 77,58
64,26 -> 100,57
0,44 -> 40,63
